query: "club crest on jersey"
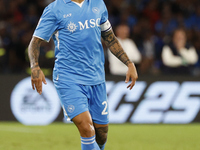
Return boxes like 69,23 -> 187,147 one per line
92,7 -> 99,14
67,22 -> 78,33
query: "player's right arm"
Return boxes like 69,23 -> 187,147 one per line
28,36 -> 47,95
28,4 -> 58,94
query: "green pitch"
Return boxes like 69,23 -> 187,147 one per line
0,122 -> 199,150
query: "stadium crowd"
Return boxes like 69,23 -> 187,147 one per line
0,0 -> 200,76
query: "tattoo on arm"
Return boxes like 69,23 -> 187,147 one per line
31,69 -> 41,79
101,30 -> 131,66
28,37 -> 43,68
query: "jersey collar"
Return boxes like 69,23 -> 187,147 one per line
63,0 -> 71,3
63,0 -> 87,4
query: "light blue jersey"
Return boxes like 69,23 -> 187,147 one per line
33,0 -> 111,85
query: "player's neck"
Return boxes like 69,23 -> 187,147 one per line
71,0 -> 84,4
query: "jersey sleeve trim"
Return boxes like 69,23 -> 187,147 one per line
33,35 -> 49,42
100,20 -> 112,32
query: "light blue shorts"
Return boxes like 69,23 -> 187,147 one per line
53,73 -> 109,125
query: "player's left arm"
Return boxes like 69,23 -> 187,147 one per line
101,29 -> 138,90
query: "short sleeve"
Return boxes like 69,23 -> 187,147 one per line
100,1 -> 109,25
100,1 -> 112,32
33,6 -> 58,42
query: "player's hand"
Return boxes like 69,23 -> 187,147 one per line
125,63 -> 138,90
31,66 -> 47,95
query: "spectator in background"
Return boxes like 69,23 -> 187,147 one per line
0,0 -> 53,73
143,0 -> 160,31
108,24 -> 141,76
161,28 -> 198,74
155,2 -> 177,38
140,30 -> 160,75
1,0 -> 200,75
186,4 -> 200,32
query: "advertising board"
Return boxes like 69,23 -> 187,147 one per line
10,77 -> 61,125
0,74 -> 199,124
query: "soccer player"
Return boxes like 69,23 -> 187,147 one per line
28,0 -> 138,150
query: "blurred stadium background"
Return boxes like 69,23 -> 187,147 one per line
0,0 -> 200,149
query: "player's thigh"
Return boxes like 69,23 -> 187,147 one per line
53,80 -> 89,120
73,111 -> 93,125
89,82 -> 109,125
72,111 -> 95,137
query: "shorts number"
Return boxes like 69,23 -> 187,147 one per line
102,101 -> 108,115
